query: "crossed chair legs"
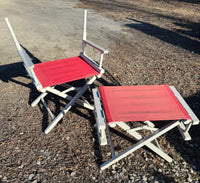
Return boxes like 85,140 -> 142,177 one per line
100,119 -> 192,170
92,86 -> 199,170
31,76 -> 96,134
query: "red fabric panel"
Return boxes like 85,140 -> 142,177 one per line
33,56 -> 99,88
99,85 -> 191,123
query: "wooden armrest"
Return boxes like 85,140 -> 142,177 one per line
83,40 -> 109,54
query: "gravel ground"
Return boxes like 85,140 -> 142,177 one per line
0,0 -> 200,182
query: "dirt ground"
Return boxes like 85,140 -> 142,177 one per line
0,0 -> 200,182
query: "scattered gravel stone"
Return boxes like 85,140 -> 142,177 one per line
18,164 -> 24,169
3,177 -> 7,182
44,150 -> 50,157
182,162 -> 187,168
112,170 -> 116,174
28,174 -> 34,181
114,173 -> 120,179
142,175 -> 147,181
112,164 -> 117,170
70,172 -> 76,177
149,164 -> 154,169
187,174 -> 193,182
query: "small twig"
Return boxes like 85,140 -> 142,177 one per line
153,156 -> 162,164
0,142 -> 5,148
51,169 -> 55,176
69,145 -> 82,166
29,139 -> 35,147
64,164 -> 78,171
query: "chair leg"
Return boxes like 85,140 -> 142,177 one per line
46,87 -> 94,110
178,121 -> 192,141
31,92 -> 48,107
116,122 -> 173,162
106,124 -> 116,157
44,76 -> 97,134
41,98 -> 55,119
44,101 -> 72,134
100,121 -> 180,170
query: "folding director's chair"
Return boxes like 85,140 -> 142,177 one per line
92,85 -> 199,170
5,10 -> 108,134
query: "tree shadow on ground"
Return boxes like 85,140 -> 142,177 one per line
80,0 -> 198,23
154,0 -> 200,4
173,21 -> 200,40
125,18 -> 200,54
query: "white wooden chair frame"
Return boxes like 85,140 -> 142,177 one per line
5,10 -> 108,134
92,87 -> 199,170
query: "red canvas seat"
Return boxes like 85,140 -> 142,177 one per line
99,85 -> 191,123
34,56 -> 99,88
92,85 -> 199,170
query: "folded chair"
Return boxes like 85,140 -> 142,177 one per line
5,10 -> 108,134
92,85 -> 199,170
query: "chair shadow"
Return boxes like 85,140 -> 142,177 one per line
21,45 -> 42,64
97,68 -> 121,86
0,47 -> 47,132
152,170 -> 175,182
0,62 -> 29,84
125,18 -> 200,54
